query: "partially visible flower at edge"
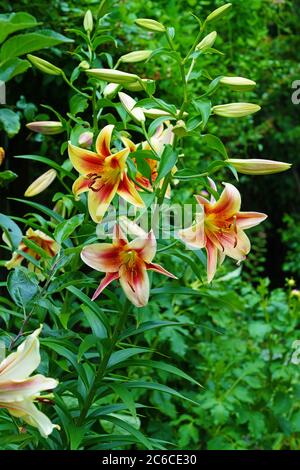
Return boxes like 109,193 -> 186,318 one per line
81,224 -> 177,307
0,325 -> 59,437
0,147 -> 5,166
178,179 -> 267,282
4,228 -> 59,276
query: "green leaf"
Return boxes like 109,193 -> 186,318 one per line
69,94 -> 89,116
201,134 -> 228,159
0,170 -> 17,188
0,213 -> 23,249
14,155 -> 74,179
119,320 -> 183,340
0,57 -> 30,82
157,145 -> 178,181
9,198 -> 64,222
107,348 -> 149,368
0,30 -> 73,60
123,381 -> 200,406
0,108 -> 20,137
192,99 -> 211,129
67,285 -> 110,332
0,12 -> 38,44
54,213 -> 84,244
81,305 -> 108,339
99,414 -> 153,450
7,267 -> 39,307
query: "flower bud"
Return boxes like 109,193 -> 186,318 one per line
196,31 -> 217,51
142,108 -> 171,118
24,169 -> 57,197
135,18 -> 165,32
26,121 -> 64,135
220,76 -> 256,91
120,50 -> 152,63
86,68 -> 139,84
118,92 -> 145,123
83,10 -> 93,32
103,83 -> 121,99
291,289 -> 300,299
172,120 -> 188,137
206,3 -> 232,22
0,147 -> 5,166
27,54 -> 62,76
212,103 -> 261,118
78,60 -> 90,70
227,159 -> 291,175
78,131 -> 93,148
287,278 -> 296,287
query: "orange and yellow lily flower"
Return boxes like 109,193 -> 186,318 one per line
178,180 -> 267,282
68,125 -> 145,223
121,123 -> 175,196
5,228 -> 59,275
81,225 -> 177,307
0,326 -> 59,437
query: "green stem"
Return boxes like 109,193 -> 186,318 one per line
77,299 -> 131,425
62,72 -> 90,99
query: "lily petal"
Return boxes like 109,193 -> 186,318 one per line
127,230 -> 157,263
117,172 -> 145,208
88,179 -> 119,223
68,142 -> 103,175
236,211 -> 268,230
178,215 -> 205,249
223,229 -> 251,261
95,124 -> 114,157
208,182 -> 241,217
119,261 -> 149,307
81,243 -> 122,272
206,238 -> 218,283
146,262 -> 178,279
72,175 -> 91,197
92,272 -> 120,300
113,224 -> 128,246
0,327 -> 42,382
0,375 -> 58,402
3,399 -> 59,438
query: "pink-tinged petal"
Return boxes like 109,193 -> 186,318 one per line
0,327 -> 42,382
178,216 -> 205,249
146,262 -> 178,279
81,243 -> 122,273
0,375 -> 58,402
95,124 -> 114,157
68,141 -> 103,175
195,194 -> 210,206
236,211 -> 268,230
208,183 -> 241,218
121,136 -> 137,153
127,230 -> 157,263
87,179 -> 119,223
92,272 -> 120,300
113,224 -> 128,246
207,177 -> 217,203
117,172 -> 145,208
3,399 -> 59,438
135,173 -> 153,192
206,238 -> 218,283
119,261 -> 149,307
72,175 -> 91,197
223,229 -> 251,261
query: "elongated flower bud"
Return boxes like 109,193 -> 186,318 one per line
124,79 -> 154,92
0,147 -> 5,166
227,159 -> 291,175
120,50 -> 152,63
27,54 -> 62,76
135,18 -> 165,32
212,103 -> 261,118
142,108 -> 171,118
25,169 -> 57,197
78,131 -> 93,148
103,83 -> 121,98
206,3 -> 232,22
196,31 -> 217,51
83,10 -> 93,32
86,68 -> 139,84
118,92 -> 145,123
220,76 -> 256,91
26,121 -> 64,135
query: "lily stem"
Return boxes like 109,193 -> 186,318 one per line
77,298 -> 131,426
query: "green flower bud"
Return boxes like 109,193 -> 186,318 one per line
212,103 -> 261,118
86,68 -> 139,84
27,54 -> 62,76
220,76 -> 256,91
135,18 -> 165,32
196,31 -> 217,51
206,3 -> 232,23
83,10 -> 93,32
120,50 -> 152,63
